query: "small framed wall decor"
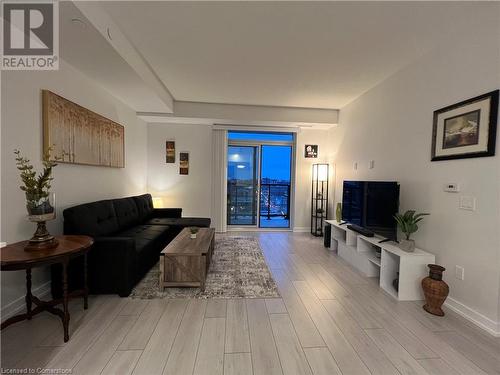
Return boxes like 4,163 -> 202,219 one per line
179,152 -> 189,175
431,90 -> 498,161
166,141 -> 175,163
305,144 -> 318,158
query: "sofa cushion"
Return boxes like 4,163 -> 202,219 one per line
133,194 -> 154,221
113,197 -> 140,229
63,200 -> 119,237
117,225 -> 171,253
146,217 -> 211,228
118,224 -> 168,241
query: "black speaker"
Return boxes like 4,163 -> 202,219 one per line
324,224 -> 331,248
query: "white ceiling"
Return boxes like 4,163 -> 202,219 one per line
60,2 -> 169,112
62,1 -> 496,111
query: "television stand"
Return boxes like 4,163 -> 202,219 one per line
378,238 -> 394,244
325,220 -> 435,301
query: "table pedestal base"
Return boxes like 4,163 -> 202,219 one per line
1,257 -> 88,342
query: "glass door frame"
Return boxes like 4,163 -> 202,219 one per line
227,144 -> 260,227
227,136 -> 295,230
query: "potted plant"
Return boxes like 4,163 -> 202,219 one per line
14,147 -> 62,249
189,227 -> 199,239
394,210 -> 429,252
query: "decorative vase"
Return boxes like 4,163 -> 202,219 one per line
25,192 -> 58,251
422,264 -> 449,316
335,202 -> 342,223
399,238 -> 415,252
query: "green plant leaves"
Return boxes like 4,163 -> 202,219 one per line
394,210 -> 429,240
14,147 -> 62,201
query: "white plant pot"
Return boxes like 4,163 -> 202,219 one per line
399,239 -> 415,252
190,233 -> 197,239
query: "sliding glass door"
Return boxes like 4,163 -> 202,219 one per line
259,145 -> 292,228
227,146 -> 259,226
227,132 -> 294,229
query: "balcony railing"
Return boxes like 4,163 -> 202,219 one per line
227,182 -> 290,225
259,183 -> 290,220
227,184 -> 256,225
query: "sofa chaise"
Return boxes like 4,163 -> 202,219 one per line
51,193 -> 210,297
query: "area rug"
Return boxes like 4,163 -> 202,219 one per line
130,236 -> 280,299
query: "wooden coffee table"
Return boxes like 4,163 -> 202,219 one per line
159,228 -> 215,291
0,235 -> 93,342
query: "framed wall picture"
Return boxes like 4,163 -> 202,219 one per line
179,152 -> 189,175
43,90 -> 125,168
166,141 -> 175,163
431,90 -> 498,161
305,144 -> 318,158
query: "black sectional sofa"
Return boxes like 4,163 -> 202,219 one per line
51,194 -> 210,297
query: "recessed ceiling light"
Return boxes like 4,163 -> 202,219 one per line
70,18 -> 87,29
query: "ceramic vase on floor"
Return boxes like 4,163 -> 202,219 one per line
422,264 -> 449,316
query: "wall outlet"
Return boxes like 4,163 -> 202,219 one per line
444,183 -> 460,193
369,160 -> 375,169
455,265 -> 465,280
459,196 -> 476,211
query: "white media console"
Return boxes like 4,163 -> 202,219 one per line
325,220 -> 435,301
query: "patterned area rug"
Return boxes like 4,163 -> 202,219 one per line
130,236 -> 280,299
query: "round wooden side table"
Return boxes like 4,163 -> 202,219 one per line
0,235 -> 94,342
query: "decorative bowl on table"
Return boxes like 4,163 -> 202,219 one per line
25,192 -> 58,250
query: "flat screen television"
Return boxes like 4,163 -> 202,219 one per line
342,181 -> 400,240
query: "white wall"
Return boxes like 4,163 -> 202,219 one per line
147,123 -> 213,217
329,15 -> 500,331
1,60 -> 148,313
146,124 -> 331,230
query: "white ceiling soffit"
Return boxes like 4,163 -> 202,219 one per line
71,1 -> 174,112
137,101 -> 339,129
60,2 -> 170,112
138,115 -> 334,130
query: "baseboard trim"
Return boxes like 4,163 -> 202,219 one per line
444,296 -> 500,337
1,281 -> 52,322
292,227 -> 310,233
227,227 -> 292,232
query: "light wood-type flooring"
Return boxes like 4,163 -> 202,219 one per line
2,232 -> 499,374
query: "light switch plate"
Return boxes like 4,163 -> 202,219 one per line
369,160 -> 375,169
353,162 -> 358,170
455,265 -> 464,280
459,196 -> 476,211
